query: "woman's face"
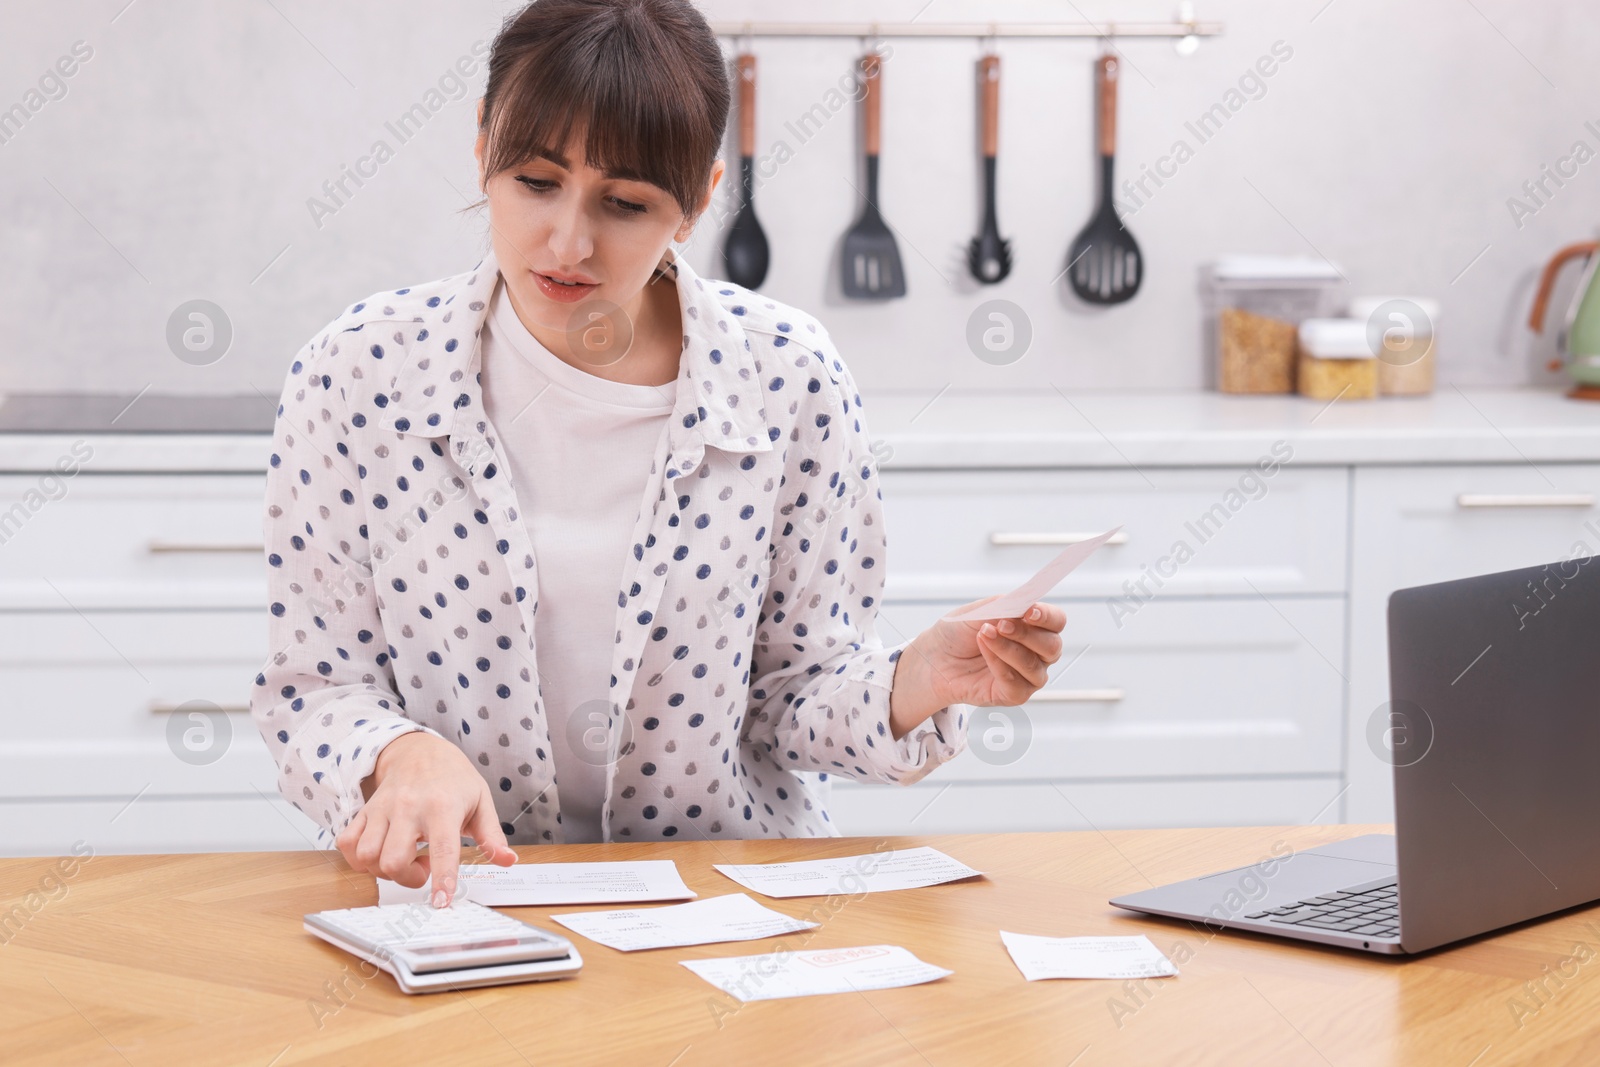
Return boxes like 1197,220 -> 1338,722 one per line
474,110 -> 723,360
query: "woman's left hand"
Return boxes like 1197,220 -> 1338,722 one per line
915,594 -> 1068,709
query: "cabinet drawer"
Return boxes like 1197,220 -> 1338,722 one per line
0,611 -> 278,798
1351,464 -> 1600,588
0,474 -> 268,609
827,776 -> 1343,836
1346,463 -> 1600,823
878,466 -> 1348,600
0,794 -> 318,857
874,596 -> 1345,781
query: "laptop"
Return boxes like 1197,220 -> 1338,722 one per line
1110,553 -> 1600,954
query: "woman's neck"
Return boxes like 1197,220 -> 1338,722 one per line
619,265 -> 683,388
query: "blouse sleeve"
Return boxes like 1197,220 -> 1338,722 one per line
741,330 -> 970,786
249,330 -> 446,836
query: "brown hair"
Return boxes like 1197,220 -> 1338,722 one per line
474,0 -> 729,223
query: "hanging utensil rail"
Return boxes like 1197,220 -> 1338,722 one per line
708,21 -> 1223,40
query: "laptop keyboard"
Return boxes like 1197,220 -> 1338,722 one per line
1243,877 -> 1399,938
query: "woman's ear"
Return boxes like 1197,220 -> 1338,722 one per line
702,158 -> 726,215
676,158 -> 727,242
473,98 -> 488,192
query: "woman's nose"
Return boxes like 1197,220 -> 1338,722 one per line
547,198 -> 594,267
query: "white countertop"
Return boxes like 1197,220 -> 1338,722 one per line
866,386 -> 1600,468
0,387 -> 1595,473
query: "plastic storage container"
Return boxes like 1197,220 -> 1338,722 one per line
1202,256 -> 1346,393
1297,318 -> 1376,399
1348,295 -> 1439,396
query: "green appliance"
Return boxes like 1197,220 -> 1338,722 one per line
1530,240 -> 1600,400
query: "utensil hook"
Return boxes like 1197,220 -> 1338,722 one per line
1097,23 -> 1118,57
864,23 -> 885,59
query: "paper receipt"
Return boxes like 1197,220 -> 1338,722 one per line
941,525 -> 1123,622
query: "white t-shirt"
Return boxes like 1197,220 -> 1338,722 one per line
478,277 -> 677,842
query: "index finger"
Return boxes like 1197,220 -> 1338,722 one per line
426,817 -> 463,909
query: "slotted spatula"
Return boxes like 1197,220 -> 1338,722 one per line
840,52 -> 906,299
1067,54 -> 1142,305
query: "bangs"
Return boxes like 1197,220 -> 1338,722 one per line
481,4 -> 726,220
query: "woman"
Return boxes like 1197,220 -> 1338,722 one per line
251,0 -> 1066,909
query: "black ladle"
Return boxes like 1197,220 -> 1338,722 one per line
722,53 -> 769,290
1067,54 -> 1142,305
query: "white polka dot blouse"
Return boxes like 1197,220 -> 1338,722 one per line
251,245 -> 973,846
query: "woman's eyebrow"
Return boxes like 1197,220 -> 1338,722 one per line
526,146 -> 649,184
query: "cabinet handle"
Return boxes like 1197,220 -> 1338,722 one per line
150,702 -> 251,715
1030,687 -> 1126,703
990,531 -> 1129,546
1455,494 -> 1596,509
147,541 -> 266,554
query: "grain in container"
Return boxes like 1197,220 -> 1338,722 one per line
1297,318 -> 1377,399
1202,256 -> 1345,393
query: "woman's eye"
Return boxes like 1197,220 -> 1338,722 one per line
512,176 -> 645,216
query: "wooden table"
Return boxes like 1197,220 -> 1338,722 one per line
5,823 -> 1599,1066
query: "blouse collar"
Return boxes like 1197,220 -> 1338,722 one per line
377,243 -> 775,476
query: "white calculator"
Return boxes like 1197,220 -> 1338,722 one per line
304,899 -> 583,994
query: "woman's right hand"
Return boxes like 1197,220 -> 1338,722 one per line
334,731 -> 517,908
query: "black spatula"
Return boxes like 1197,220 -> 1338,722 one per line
967,53 -> 1012,284
840,53 -> 905,299
1067,54 -> 1142,305
722,53 -> 769,290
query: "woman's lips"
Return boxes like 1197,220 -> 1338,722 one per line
534,270 -> 599,303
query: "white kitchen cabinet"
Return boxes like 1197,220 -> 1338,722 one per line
1345,463 -> 1600,823
0,473 -> 268,609
2,795 -> 316,857
1,401 -> 1595,854
872,596 -> 1345,783
0,608 -> 295,855
878,466 -> 1347,601
856,465 -> 1349,837
0,611 -> 275,798
827,776 -> 1344,837
0,470 -> 289,857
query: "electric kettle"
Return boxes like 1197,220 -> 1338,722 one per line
1529,240 -> 1600,400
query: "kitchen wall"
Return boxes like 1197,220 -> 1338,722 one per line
0,0 -> 1595,398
